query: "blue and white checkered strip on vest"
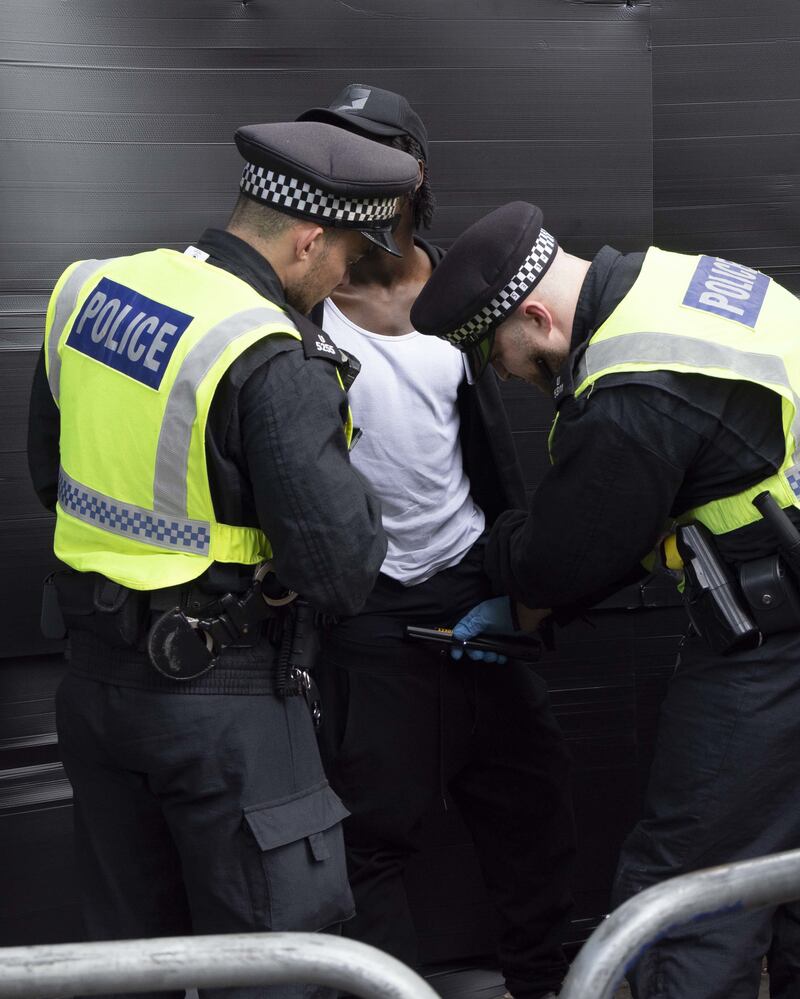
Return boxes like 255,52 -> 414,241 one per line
58,467 -> 211,555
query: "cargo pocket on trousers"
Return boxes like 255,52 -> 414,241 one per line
243,781 -> 355,931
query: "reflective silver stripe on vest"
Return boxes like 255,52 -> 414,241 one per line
153,305 -> 290,517
575,331 -> 800,460
47,259 -> 107,404
58,467 -> 211,556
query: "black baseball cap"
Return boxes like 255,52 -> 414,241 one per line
297,83 -> 429,162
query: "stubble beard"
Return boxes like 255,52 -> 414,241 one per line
284,238 -> 332,315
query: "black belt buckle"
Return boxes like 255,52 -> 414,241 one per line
147,607 -> 217,681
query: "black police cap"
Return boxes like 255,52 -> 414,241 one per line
235,121 -> 420,256
411,202 -> 558,375
297,83 -> 429,163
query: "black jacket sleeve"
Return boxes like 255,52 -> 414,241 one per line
459,368 -> 526,522
27,347 -> 60,512
484,384 -> 702,610
238,346 -> 386,616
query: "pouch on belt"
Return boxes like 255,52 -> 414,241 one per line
41,569 -> 147,648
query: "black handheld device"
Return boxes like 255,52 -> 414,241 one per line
404,625 -> 542,663
675,522 -> 761,654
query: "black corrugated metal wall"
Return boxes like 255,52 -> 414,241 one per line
653,0 -> 800,293
1,0 -> 799,961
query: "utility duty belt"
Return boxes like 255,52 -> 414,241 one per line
666,492 -> 800,655
41,564 -> 322,723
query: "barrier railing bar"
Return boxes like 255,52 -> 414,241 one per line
0,931 -> 440,999
560,846 -> 800,999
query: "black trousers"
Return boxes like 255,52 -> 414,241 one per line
317,542 -> 575,999
56,635 -> 354,999
613,629 -> 800,999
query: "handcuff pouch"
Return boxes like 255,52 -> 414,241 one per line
147,608 -> 217,681
740,554 -> 800,636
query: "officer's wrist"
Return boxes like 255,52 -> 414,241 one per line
515,602 -> 552,633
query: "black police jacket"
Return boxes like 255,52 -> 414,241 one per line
485,246 -> 790,616
27,229 -> 387,616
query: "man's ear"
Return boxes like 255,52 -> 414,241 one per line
521,299 -> 553,336
415,159 -> 425,192
294,224 -> 325,262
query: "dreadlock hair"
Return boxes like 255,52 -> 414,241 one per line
389,133 -> 436,231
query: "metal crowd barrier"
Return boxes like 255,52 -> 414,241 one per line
0,931 -> 439,999
560,847 -> 800,999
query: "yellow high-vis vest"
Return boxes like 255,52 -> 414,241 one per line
567,247 -> 800,536
43,248 -> 353,590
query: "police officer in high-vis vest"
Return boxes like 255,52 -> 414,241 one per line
410,202 -> 800,999
27,121 -> 419,999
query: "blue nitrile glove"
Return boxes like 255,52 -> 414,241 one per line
451,595 -> 515,663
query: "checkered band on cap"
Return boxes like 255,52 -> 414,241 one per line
241,163 -> 398,226
444,228 -> 557,347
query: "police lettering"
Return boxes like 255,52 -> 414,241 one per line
76,289 -> 177,372
66,276 -> 193,390
697,258 -> 759,318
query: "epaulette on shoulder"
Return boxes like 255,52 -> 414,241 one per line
286,305 -> 358,386
298,321 -> 351,367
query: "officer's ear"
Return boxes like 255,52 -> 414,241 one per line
520,299 -> 553,340
294,223 -> 326,263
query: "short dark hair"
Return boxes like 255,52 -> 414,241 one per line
227,194 -> 297,240
389,133 -> 435,230
227,193 -> 346,250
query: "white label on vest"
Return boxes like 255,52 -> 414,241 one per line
682,255 -> 770,328
184,245 -> 210,262
66,277 -> 194,389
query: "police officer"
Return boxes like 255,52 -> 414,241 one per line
27,121 -> 419,999
410,202 -> 800,999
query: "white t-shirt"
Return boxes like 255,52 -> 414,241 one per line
323,298 -> 485,585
